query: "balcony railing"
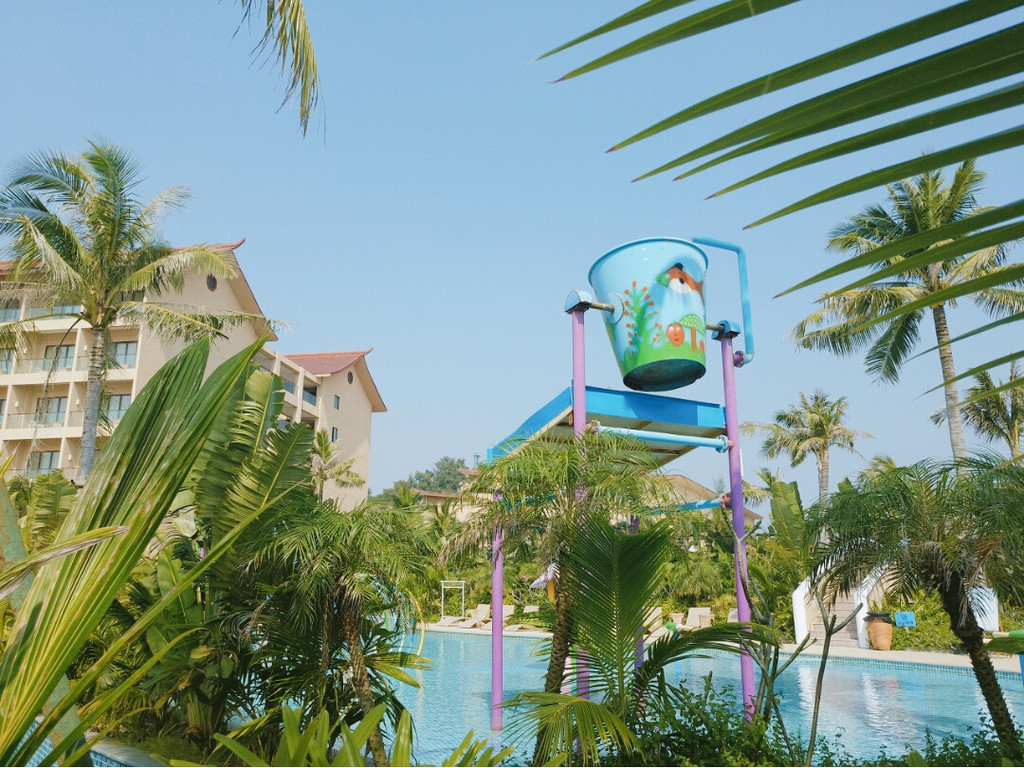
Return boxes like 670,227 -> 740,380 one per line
74,356 -> 137,371
5,411 -> 69,429
302,391 -> 318,406
282,380 -> 296,394
15,357 -> 75,374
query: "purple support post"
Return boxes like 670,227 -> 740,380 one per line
491,526 -> 504,730
717,325 -> 756,717
570,308 -> 590,700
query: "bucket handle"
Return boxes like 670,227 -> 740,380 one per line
691,236 -> 754,367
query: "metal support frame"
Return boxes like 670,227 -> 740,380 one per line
488,240 -> 756,731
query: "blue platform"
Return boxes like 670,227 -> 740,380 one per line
488,385 -> 726,466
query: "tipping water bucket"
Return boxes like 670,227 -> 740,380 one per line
588,238 -> 708,392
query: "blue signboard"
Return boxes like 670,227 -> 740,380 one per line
894,611 -> 916,628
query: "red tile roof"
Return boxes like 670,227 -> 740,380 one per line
284,350 -> 372,376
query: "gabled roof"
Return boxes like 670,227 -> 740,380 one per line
285,350 -> 371,375
285,349 -> 387,413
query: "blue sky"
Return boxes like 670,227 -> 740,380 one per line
2,1 -> 1022,504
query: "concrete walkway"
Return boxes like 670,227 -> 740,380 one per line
782,641 -> 1022,674
426,623 -> 1023,674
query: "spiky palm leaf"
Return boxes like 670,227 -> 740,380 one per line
0,339 -> 270,765
541,2 -> 1024,380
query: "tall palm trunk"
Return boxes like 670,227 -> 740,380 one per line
815,450 -> 830,505
534,580 -> 575,765
341,611 -> 389,767
938,579 -> 1021,761
931,304 -> 968,462
75,326 -> 105,486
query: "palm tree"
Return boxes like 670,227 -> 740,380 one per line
933,362 -> 1023,461
809,457 -> 1024,762
461,431 -> 664,709
248,497 -> 428,767
510,516 -> 767,765
742,391 -> 870,504
792,161 -> 1024,462
310,429 -> 363,500
0,141 -> 254,484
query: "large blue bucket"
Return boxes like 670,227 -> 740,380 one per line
588,238 -> 708,391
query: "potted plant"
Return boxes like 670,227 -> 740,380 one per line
866,611 -> 893,650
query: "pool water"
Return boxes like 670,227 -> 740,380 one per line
396,630 -> 1024,765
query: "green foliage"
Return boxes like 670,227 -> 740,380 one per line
630,678 -> 797,767
408,456 -> 469,494
0,339 -> 276,765
879,591 -> 959,653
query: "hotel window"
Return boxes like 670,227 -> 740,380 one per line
0,300 -> 19,322
44,344 -> 75,370
110,341 -> 137,367
105,394 -> 132,420
0,399 -> 6,425
27,450 -> 60,477
35,396 -> 68,425
331,427 -> 339,442
0,349 -> 12,374
333,395 -> 340,409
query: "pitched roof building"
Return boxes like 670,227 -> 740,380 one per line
0,244 -> 385,509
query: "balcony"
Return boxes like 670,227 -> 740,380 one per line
6,411 -> 70,429
302,390 -> 318,407
15,357 -> 75,375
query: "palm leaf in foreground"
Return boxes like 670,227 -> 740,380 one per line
0,339 -> 267,765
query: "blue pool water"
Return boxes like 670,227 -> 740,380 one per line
397,631 -> 1024,765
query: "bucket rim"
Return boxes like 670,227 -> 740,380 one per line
587,237 -> 709,285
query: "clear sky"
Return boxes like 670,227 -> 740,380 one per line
2,1 -> 1022,505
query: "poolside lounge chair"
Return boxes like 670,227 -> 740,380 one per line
453,603 -> 491,629
477,604 -> 515,630
727,608 -> 738,623
436,615 -> 463,627
680,607 -> 713,631
523,605 -> 540,614
643,607 -> 664,635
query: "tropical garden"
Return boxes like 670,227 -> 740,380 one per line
2,0 -> 1024,766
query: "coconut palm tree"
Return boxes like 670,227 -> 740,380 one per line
792,161 -> 1024,462
310,429 -> 363,500
933,362 -> 1023,461
742,391 -> 870,504
0,141 -> 257,484
247,496 -> 428,767
809,457 -> 1024,762
509,516 -> 767,765
461,431 -> 664,706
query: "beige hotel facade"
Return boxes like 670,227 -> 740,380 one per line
0,243 -> 385,509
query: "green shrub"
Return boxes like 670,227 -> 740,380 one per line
878,591 -> 960,653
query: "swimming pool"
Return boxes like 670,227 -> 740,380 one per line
397,630 -> 1024,764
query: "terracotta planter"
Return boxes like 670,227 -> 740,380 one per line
868,619 -> 893,651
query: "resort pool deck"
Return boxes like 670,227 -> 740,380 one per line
399,627 -> 1024,765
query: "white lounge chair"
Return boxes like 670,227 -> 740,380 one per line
681,607 -> 714,631
477,604 -> 515,630
453,603 -> 491,629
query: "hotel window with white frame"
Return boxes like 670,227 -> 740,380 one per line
27,450 -> 60,478
110,341 -> 138,367
44,344 -> 75,370
331,427 -> 339,442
